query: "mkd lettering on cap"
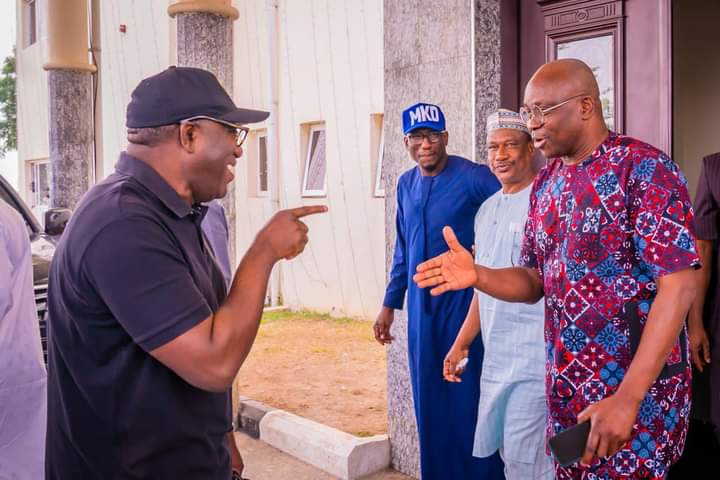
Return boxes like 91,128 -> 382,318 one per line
402,102 -> 446,134
409,105 -> 440,125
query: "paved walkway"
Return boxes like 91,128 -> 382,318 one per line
234,432 -> 413,480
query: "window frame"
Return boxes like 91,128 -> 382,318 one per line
256,132 -> 269,197
539,0 -> 625,132
301,124 -> 328,198
373,123 -> 385,198
23,0 -> 37,48
27,158 -> 50,226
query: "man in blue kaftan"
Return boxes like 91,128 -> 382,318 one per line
373,102 -> 504,479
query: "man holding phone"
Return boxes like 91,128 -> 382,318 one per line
414,60 -> 698,478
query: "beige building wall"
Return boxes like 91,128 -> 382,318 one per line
16,0 -> 50,206
233,0 -> 385,318
15,0 -> 171,207
98,1 -> 173,177
15,0 -> 385,318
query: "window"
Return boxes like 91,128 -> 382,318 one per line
556,35 -> 616,130
23,0 -> 37,48
540,0 -> 625,132
371,114 -> 385,197
257,133 -> 268,196
374,132 -> 384,197
28,160 -> 50,225
302,124 -> 327,197
246,130 -> 269,198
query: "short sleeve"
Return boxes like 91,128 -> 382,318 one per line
83,216 -> 212,351
693,156 -> 720,240
627,153 -> 700,278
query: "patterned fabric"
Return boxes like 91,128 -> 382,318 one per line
520,133 -> 699,479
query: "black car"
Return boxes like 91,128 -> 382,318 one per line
0,174 -> 70,364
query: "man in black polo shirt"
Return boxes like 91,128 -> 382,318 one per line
45,66 -> 327,479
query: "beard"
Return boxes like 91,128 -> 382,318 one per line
423,162 -> 439,172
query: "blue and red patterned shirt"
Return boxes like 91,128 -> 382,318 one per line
521,132 -> 699,479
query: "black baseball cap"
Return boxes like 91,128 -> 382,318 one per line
126,66 -> 269,128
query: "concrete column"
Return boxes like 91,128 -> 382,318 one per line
383,0 -> 501,476
44,0 -> 96,209
169,0 -> 239,265
474,0 -> 502,160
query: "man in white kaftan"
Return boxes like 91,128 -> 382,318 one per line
444,109 -> 553,479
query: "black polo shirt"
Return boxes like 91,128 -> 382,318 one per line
46,153 -> 230,479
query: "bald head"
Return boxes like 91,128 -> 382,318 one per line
522,59 -> 609,163
529,59 -> 599,99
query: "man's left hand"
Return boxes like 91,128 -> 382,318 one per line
689,320 -> 711,372
413,226 -> 477,295
577,392 -> 639,465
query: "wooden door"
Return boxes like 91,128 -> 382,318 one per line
500,0 -> 673,154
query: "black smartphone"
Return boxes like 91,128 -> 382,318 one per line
548,421 -> 591,467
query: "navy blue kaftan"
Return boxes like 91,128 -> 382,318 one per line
384,155 -> 504,479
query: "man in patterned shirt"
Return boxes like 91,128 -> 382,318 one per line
413,59 -> 698,479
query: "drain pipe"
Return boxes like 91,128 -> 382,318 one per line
266,0 -> 281,306
90,0 -> 102,182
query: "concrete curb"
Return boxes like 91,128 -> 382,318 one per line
237,398 -> 277,439
236,398 -> 390,480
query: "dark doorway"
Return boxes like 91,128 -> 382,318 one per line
669,2 -> 720,479
672,0 -> 720,197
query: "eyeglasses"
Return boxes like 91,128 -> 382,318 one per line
405,130 -> 446,146
519,94 -> 588,127
180,115 -> 250,147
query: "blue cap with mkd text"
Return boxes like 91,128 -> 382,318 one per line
402,102 -> 446,134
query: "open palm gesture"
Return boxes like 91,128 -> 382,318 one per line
413,226 -> 477,295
